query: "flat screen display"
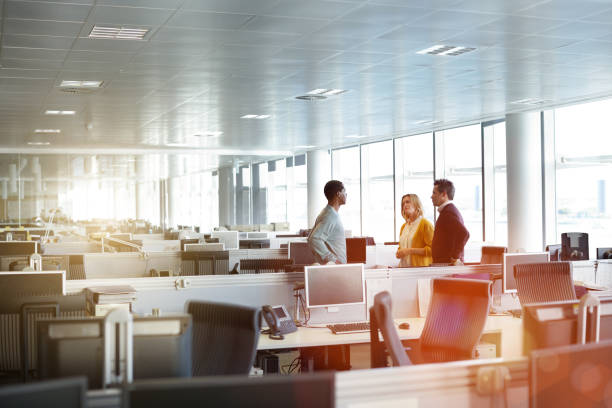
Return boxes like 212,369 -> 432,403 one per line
305,264 -> 365,308
502,252 -> 549,293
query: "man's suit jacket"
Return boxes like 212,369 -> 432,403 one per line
431,203 -> 470,263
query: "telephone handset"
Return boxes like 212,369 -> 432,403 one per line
262,304 -> 297,340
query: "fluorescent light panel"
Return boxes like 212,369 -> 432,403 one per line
60,80 -> 103,88
194,131 -> 223,137
45,110 -> 75,115
306,88 -> 347,96
345,134 -> 368,139
89,26 -> 149,40
27,142 -> 51,146
296,145 -> 315,149
416,45 -> 476,56
241,115 -> 270,119
34,129 -> 61,133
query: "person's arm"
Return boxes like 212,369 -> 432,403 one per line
397,220 -> 434,257
307,218 -> 337,264
449,215 -> 470,261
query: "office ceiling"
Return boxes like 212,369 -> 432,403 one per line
2,0 -> 612,171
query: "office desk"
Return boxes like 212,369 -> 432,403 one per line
259,314 -> 523,359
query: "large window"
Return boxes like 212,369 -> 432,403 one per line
286,155 -> 307,231
436,124 -> 483,243
483,121 -> 507,245
361,140 -> 394,243
554,99 -> 612,258
394,133 -> 434,240
332,146 -> 361,236
267,159 -> 287,223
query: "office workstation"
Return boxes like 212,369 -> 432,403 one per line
3,0 -> 612,406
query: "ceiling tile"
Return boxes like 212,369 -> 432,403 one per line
88,5 -> 174,26
72,38 -> 148,52
183,0 -> 280,14
3,19 -> 83,36
6,1 -> 92,21
478,15 -> 566,35
2,34 -> 75,49
2,47 -> 69,60
518,0 -> 612,20
167,10 -> 253,30
259,0 -> 358,19
242,15 -> 329,35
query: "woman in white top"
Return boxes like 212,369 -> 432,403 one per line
396,194 -> 434,267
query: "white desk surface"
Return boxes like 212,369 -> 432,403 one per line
258,314 -> 522,357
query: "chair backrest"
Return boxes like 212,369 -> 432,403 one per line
514,262 -> 577,306
480,246 -> 507,264
187,301 -> 261,376
369,291 -> 411,367
420,278 -> 492,354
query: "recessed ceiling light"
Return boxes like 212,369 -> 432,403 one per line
306,88 -> 348,96
295,145 -> 315,149
34,129 -> 61,133
345,134 -> 368,139
27,141 -> 51,146
89,25 -> 149,40
45,110 -> 75,115
241,114 -> 270,119
416,45 -> 476,56
194,131 -> 223,137
60,80 -> 103,88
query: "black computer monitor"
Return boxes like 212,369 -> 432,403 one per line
305,264 -> 365,308
561,232 -> 589,261
597,247 -> 612,260
37,315 -> 192,389
530,339 -> 612,408
502,252 -> 549,294
124,372 -> 334,408
346,237 -> 367,264
239,239 -> 270,249
0,230 -> 28,241
0,377 -> 87,408
0,241 -> 38,256
523,300 -> 580,355
288,242 -> 315,265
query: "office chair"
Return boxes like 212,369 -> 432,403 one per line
187,301 -> 261,376
546,244 -> 561,261
480,246 -> 507,264
370,278 -> 492,367
514,262 -> 577,306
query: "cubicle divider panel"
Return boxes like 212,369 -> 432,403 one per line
42,242 -> 102,255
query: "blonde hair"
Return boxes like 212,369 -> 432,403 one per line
401,194 -> 424,220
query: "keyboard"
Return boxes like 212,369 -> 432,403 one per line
327,321 -> 370,334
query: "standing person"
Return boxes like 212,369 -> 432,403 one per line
396,194 -> 434,267
430,179 -> 470,265
308,180 -> 347,264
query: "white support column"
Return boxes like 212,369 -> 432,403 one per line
218,166 -> 235,228
167,155 -> 182,228
135,158 -> 147,220
506,112 -> 543,252
306,149 -> 331,227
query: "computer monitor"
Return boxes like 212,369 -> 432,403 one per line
37,315 -> 192,389
502,252 -> 549,294
305,264 -> 365,308
124,372 -> 334,408
597,247 -> 612,260
239,239 -> 270,249
0,241 -> 38,256
546,244 -> 561,261
247,232 -> 268,239
523,300 -> 579,355
211,231 -> 239,250
346,237 -> 367,264
560,232 -> 589,261
0,377 -> 87,408
0,230 -> 28,241
288,242 -> 315,265
530,340 -> 612,408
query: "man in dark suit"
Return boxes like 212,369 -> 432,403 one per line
430,179 -> 470,265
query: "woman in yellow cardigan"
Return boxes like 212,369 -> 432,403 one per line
396,193 -> 434,267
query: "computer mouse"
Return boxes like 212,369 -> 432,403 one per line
398,322 -> 410,330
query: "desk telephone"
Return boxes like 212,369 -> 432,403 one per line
262,304 -> 297,340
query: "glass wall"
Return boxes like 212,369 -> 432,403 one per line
332,146 -> 361,236
553,99 -> 612,258
286,156 -> 308,231
394,133 -> 434,240
267,159 -> 287,223
436,124 -> 484,242
361,140 -> 395,243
